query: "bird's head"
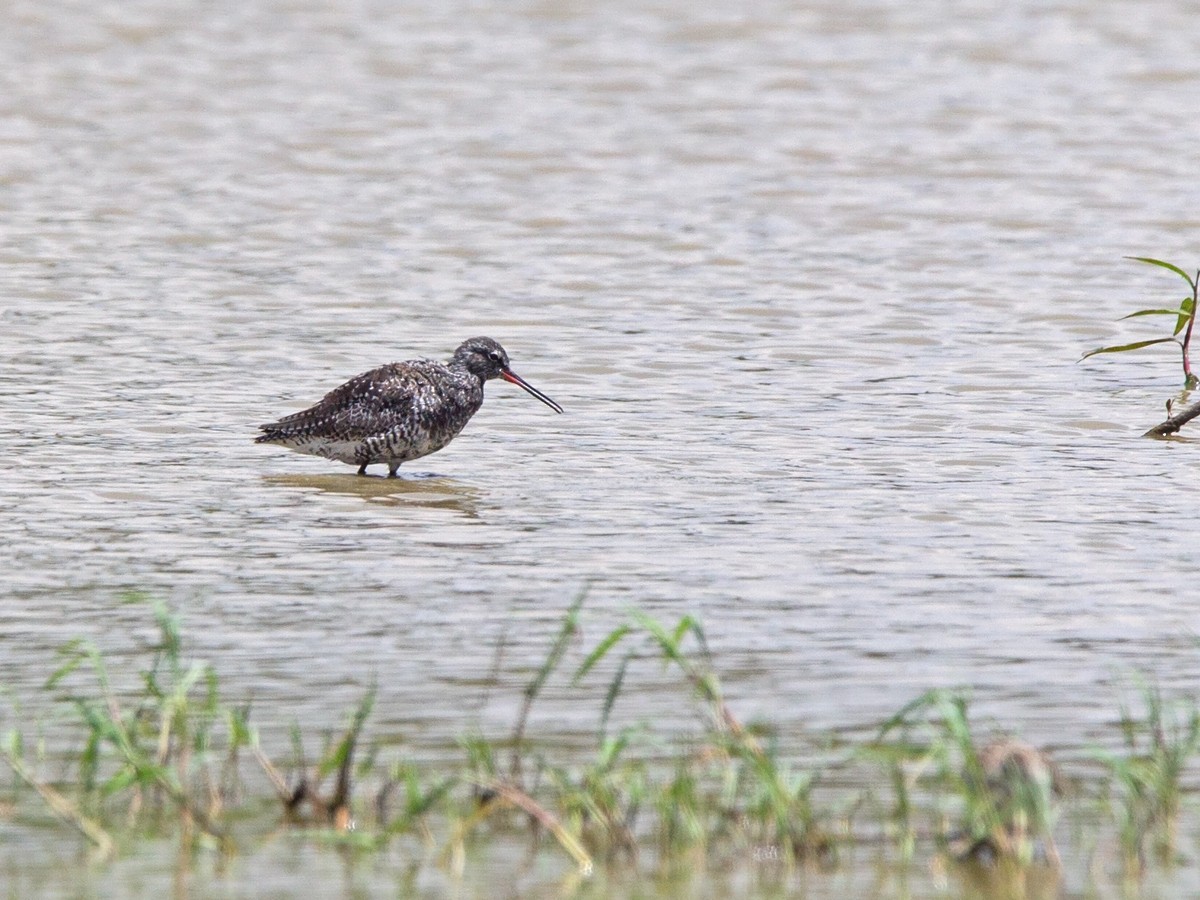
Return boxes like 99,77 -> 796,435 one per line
453,337 -> 563,413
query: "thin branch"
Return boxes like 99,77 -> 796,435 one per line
1144,397 -> 1200,436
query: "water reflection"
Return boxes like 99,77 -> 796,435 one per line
263,473 -> 483,516
951,859 -> 1062,900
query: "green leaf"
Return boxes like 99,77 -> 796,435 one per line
1175,296 -> 1195,336
1126,256 -> 1197,289
1080,337 -> 1177,360
630,611 -> 684,665
1120,308 -> 1191,319
45,644 -> 88,690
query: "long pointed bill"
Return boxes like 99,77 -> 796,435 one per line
501,369 -> 563,413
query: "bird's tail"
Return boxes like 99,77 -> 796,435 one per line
255,425 -> 286,444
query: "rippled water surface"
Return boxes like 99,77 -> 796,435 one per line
4,0 -> 1200,893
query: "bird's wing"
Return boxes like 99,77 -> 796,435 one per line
260,362 -> 440,438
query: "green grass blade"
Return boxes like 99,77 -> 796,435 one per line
525,592 -> 585,702
320,686 -> 376,779
629,611 -> 669,651
151,599 -> 183,667
1120,307 -> 1191,319
628,611 -> 685,661
402,775 -> 456,822
573,624 -> 631,684
226,705 -> 253,750
875,689 -> 941,737
45,642 -> 88,690
3,730 -> 21,760
1080,337 -> 1177,360
101,767 -> 141,796
598,653 -> 632,739
1127,256 -> 1197,288
671,615 -> 702,647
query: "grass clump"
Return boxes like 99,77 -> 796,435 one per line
870,689 -> 1060,866
2,595 -> 1200,891
571,609 -> 834,865
2,596 -> 246,856
1092,681 -> 1200,872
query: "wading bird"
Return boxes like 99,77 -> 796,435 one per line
255,337 -> 562,476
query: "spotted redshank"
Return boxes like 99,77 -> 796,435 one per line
255,337 -> 563,476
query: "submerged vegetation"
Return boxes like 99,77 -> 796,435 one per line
2,595 -> 1200,891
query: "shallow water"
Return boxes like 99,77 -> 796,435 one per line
4,0 -> 1200,893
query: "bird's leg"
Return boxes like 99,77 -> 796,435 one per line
357,463 -> 368,476
387,463 -> 401,478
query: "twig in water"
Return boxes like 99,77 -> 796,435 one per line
1144,396 -> 1200,436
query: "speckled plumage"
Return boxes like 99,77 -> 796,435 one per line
255,337 -> 562,476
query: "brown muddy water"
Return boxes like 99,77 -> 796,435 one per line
3,0 -> 1200,895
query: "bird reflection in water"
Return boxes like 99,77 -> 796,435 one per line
262,472 -> 482,517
